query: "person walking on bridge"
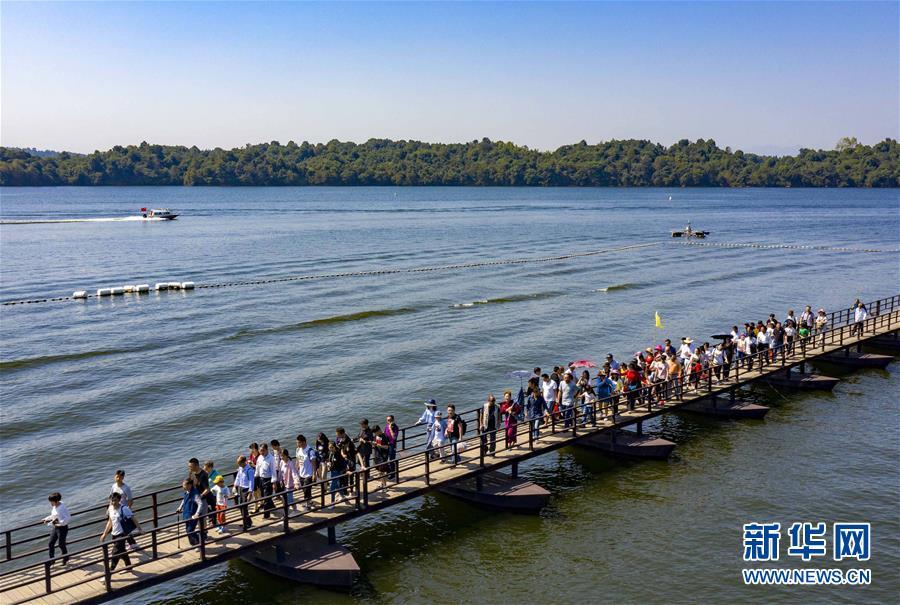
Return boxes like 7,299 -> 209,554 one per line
800,305 -> 814,333
815,308 -> 829,334
188,458 -> 215,530
384,416 -> 400,478
415,400 -> 439,451
500,390 -> 520,448
445,405 -> 466,465
357,419 -> 374,470
175,479 -> 204,546
100,492 -> 140,570
295,435 -> 318,511
110,470 -> 139,551
558,372 -> 577,428
853,301 -> 868,336
255,444 -> 277,519
326,442 -> 349,505
43,492 -> 70,565
480,394 -> 500,454
233,455 -> 254,530
678,338 -> 695,373
525,378 -> 546,439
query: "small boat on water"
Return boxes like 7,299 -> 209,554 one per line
671,222 -> 709,238
141,207 -> 178,220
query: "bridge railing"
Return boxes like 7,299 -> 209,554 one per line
0,298 -> 896,601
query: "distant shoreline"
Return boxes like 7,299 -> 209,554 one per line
2,137 -> 897,187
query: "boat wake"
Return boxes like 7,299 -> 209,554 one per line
0,347 -> 145,372
226,307 -> 419,340
451,292 -> 558,309
0,216 -> 169,224
594,282 -> 639,293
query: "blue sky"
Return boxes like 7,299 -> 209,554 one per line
1,1 -> 897,154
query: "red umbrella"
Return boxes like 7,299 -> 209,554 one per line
569,359 -> 598,368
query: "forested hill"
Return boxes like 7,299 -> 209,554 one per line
1,137 -> 897,187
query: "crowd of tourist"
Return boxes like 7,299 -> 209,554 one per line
40,300 -> 871,570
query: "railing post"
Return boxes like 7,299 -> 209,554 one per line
320,480 -> 326,509
199,517 -> 207,561
44,560 -> 52,594
152,492 -> 159,529
400,428 -> 406,452
362,470 -> 369,507
4,530 -> 10,561
707,371 -> 712,392
282,490 -> 290,533
151,524 -> 158,560
529,420 -> 535,449
102,543 -> 112,592
425,451 -> 431,485
479,433 -> 485,468
354,473 -> 361,509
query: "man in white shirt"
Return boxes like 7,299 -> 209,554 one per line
109,470 -> 139,549
541,374 -> 558,409
270,439 -> 285,507
678,338 -> 695,371
558,372 -> 577,428
757,327 -> 770,359
853,302 -> 868,336
256,443 -> 277,518
43,492 -> 71,565
295,434 -> 318,510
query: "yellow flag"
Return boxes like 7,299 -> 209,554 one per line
655,311 -> 663,330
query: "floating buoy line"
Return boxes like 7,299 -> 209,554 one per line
678,241 -> 899,254
2,239 -> 896,307
1,242 -> 658,306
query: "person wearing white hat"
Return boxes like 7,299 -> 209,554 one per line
815,309 -> 829,334
430,411 -> 447,460
678,337 -> 695,372
415,399 -> 439,450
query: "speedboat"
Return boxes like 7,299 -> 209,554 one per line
671,221 -> 708,238
141,208 -> 178,220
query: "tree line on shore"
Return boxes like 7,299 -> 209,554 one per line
1,137 -> 897,187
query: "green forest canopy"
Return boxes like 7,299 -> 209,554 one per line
1,137 -> 897,187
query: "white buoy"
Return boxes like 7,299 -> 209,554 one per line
155,283 -> 168,291
97,288 -> 112,297
168,282 -> 182,290
110,287 -> 125,296
181,281 -> 195,290
135,284 -> 150,293
123,285 -> 136,293
73,291 -> 87,299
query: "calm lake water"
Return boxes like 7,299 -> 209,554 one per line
1,187 -> 898,604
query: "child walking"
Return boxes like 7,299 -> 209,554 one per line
211,475 -> 232,533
